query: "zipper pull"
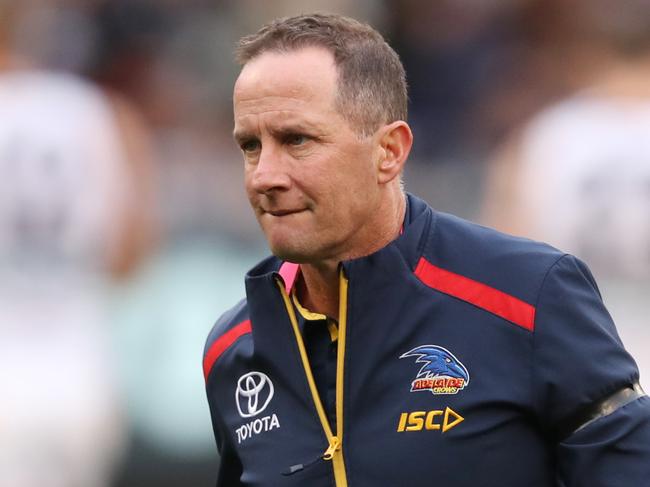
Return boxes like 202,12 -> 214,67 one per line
323,436 -> 340,460
282,437 -> 341,476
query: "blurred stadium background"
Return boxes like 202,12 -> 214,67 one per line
0,0 -> 648,485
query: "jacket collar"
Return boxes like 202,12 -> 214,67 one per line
245,192 -> 434,288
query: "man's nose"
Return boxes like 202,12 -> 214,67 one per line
250,144 -> 291,193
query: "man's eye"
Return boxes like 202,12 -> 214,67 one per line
285,134 -> 308,146
240,139 -> 260,153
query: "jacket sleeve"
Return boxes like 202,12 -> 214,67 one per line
556,395 -> 650,486
207,383 -> 243,487
214,424 -> 243,487
203,303 -> 249,486
532,254 -> 650,486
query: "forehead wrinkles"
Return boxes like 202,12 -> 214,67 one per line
234,94 -> 340,135
235,95 -> 314,115
234,109 -> 305,135
235,113 -> 335,144
234,73 -> 336,108
234,75 -> 337,116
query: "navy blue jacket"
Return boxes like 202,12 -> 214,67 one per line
204,194 -> 650,486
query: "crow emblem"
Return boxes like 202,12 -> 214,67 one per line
400,345 -> 470,394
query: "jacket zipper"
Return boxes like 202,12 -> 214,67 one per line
276,270 -> 349,487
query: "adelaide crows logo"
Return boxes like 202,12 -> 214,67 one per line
400,345 -> 470,394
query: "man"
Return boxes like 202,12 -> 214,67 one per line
203,13 -> 650,486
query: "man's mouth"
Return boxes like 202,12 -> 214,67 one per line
265,208 -> 306,217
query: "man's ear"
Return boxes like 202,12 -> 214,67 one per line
376,121 -> 413,184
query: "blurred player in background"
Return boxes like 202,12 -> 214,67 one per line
0,1 -> 156,486
483,0 -> 650,386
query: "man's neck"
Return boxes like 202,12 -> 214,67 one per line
296,190 -> 407,318
297,261 -> 340,319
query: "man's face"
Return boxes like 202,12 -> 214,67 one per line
233,47 -> 383,263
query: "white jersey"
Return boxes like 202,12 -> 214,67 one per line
0,70 -> 132,279
0,70 -> 129,487
511,94 -> 650,387
515,95 -> 650,279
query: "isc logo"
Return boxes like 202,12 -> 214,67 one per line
397,407 -> 464,433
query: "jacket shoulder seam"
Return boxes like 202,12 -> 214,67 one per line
203,319 -> 252,381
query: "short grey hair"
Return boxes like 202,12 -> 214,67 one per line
235,13 -> 408,137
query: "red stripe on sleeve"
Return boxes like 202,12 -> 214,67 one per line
203,319 -> 252,380
414,257 -> 536,331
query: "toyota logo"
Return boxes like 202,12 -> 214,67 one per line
236,371 -> 274,418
